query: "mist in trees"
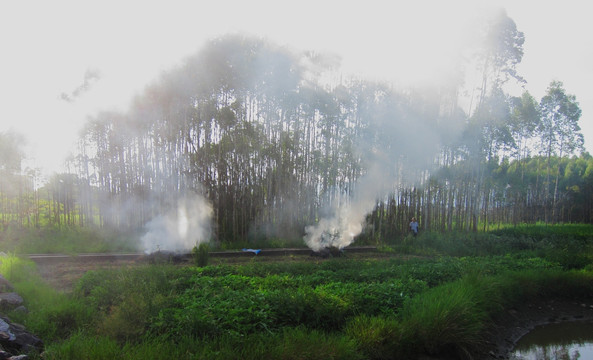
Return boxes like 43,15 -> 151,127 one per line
1,9 -> 591,251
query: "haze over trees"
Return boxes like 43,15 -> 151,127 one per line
0,10 -> 590,247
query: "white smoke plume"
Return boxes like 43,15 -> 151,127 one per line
303,100 -> 442,251
140,192 -> 213,253
304,163 -> 390,252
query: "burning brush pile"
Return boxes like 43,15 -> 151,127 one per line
308,230 -> 345,258
142,249 -> 190,264
303,198 -> 366,257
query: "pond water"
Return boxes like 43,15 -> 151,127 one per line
510,321 -> 593,360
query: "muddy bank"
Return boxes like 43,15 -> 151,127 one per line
477,298 -> 593,359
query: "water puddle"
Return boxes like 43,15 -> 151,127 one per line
511,321 -> 593,359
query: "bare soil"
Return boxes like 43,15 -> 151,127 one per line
34,256 -> 140,292
31,251 -> 383,292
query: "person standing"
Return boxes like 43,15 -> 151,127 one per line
409,217 -> 419,236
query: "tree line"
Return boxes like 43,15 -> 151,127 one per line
0,11 -> 589,244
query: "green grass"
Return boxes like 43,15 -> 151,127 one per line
489,222 -> 593,241
42,328 -> 363,360
0,226 -> 139,254
383,225 -> 593,271
0,253 -> 37,282
0,255 -> 94,342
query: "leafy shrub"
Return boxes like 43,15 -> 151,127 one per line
398,257 -> 465,286
153,275 -> 274,337
98,292 -> 150,342
541,243 -> 593,270
192,242 -> 210,267
267,286 -> 349,330
316,279 -> 427,316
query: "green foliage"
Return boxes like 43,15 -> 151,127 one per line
398,230 -> 541,257
0,226 -> 138,254
0,255 -> 94,341
44,329 -> 362,360
500,269 -> 593,300
345,315 -> 402,360
266,327 -> 363,360
488,223 -> 593,269
40,265 -> 593,360
345,268 -> 593,359
97,291 -> 151,341
9,230 -> 593,359
73,265 -> 187,343
389,226 -> 593,272
41,331 -> 121,360
541,243 -> 593,270
0,254 -> 37,282
400,279 -> 489,357
71,254 -> 559,346
21,297 -> 94,341
489,223 -> 593,241
192,242 -> 210,267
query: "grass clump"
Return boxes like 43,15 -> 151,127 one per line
399,278 -> 490,357
345,315 -> 402,360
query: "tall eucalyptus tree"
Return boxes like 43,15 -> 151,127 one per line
0,131 -> 26,229
474,9 -> 525,108
539,80 -> 583,221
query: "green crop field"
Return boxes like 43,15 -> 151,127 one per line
2,224 -> 593,359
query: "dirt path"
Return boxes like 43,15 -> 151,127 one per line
33,256 -> 141,292
30,250 -> 397,292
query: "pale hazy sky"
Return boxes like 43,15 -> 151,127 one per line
1,0 -> 591,178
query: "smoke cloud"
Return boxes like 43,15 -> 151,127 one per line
140,192 -> 213,253
304,163 -> 385,251
303,97 -> 442,251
